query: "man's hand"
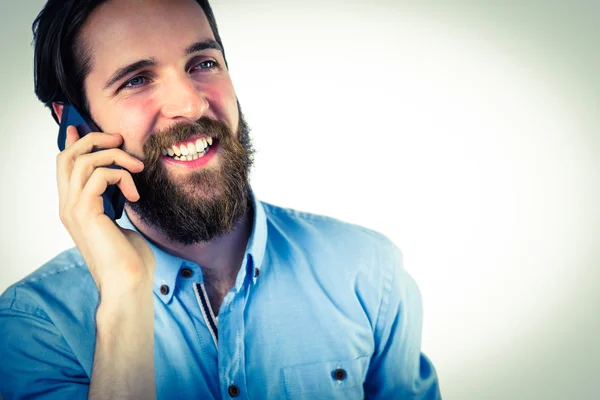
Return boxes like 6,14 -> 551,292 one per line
56,125 -> 156,399
56,125 -> 153,293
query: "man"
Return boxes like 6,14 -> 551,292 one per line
0,0 -> 441,398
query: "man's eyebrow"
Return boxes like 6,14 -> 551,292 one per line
102,40 -> 221,90
103,58 -> 157,90
184,39 -> 223,56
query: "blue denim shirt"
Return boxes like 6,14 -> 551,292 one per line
0,192 -> 440,399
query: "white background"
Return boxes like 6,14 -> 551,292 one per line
1,0 -> 599,398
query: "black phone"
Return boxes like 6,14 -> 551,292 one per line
57,104 -> 126,220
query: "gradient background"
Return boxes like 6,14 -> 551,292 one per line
1,0 -> 598,398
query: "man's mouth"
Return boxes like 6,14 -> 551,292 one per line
161,136 -> 216,161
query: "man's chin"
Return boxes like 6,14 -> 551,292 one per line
177,187 -> 223,205
164,173 -> 224,201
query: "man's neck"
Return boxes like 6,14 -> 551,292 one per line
123,203 -> 254,285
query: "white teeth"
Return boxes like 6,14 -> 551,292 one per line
165,138 -> 213,160
171,150 -> 210,162
187,142 -> 196,154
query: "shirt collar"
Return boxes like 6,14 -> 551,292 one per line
115,189 -> 268,304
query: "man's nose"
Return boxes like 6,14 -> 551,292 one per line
160,73 -> 209,121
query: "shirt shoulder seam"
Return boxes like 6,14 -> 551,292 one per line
12,261 -> 86,287
1,259 -> 86,321
372,243 -> 397,337
262,202 -> 390,240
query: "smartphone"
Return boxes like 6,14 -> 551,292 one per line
57,104 -> 126,220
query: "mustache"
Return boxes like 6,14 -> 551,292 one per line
141,117 -> 233,165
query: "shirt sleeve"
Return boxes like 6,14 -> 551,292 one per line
364,243 -> 441,399
0,300 -> 89,399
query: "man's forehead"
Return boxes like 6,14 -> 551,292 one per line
81,0 -> 214,63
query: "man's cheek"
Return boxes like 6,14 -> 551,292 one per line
202,83 -> 238,129
116,97 -> 158,153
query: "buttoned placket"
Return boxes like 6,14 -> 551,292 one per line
217,254 -> 255,399
174,262 -> 222,380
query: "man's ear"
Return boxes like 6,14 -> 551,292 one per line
52,102 -> 64,123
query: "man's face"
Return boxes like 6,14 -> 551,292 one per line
80,0 -> 253,244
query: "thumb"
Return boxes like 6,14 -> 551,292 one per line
65,125 -> 81,149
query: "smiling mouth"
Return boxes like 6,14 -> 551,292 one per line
161,137 -> 217,161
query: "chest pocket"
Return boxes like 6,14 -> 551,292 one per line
282,356 -> 370,400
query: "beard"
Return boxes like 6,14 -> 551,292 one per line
127,108 -> 255,245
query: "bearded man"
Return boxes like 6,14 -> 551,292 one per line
0,0 -> 441,399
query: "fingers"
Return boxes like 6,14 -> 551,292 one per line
63,149 -> 144,216
68,168 -> 141,226
69,148 -> 144,195
83,167 -> 140,203
57,128 -> 124,186
65,127 -> 123,155
57,127 -> 123,203
56,126 -> 144,215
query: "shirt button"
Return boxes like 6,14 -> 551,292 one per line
333,368 -> 347,381
180,268 -> 193,278
228,384 -> 240,397
160,285 -> 169,295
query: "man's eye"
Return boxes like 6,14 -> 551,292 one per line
123,76 -> 147,89
193,60 -> 218,71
